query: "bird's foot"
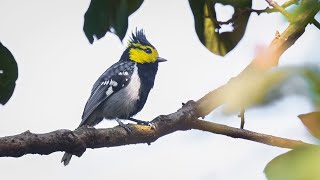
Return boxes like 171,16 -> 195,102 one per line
116,119 -> 133,134
128,118 -> 150,125
128,118 -> 156,130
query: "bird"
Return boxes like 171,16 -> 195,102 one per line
61,29 -> 167,166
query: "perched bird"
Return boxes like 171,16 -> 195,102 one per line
61,29 -> 166,165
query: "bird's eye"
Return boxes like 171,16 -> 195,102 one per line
145,48 -> 152,54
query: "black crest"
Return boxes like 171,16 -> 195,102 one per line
129,29 -> 152,47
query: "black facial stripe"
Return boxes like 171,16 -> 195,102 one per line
131,46 -> 152,54
131,46 -> 145,51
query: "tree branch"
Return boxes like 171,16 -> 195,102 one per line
0,0 -> 318,159
0,101 -> 316,158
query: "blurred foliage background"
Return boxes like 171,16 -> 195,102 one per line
0,0 -> 319,179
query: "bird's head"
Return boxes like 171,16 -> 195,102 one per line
127,29 -> 167,64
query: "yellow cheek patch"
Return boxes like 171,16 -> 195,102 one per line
129,43 -> 159,64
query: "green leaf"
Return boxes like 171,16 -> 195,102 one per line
0,42 -> 18,105
189,0 -> 252,56
264,147 -> 320,180
298,112 -> 320,140
301,67 -> 320,109
83,0 -> 144,43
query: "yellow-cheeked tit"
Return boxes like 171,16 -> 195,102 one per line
61,29 -> 167,165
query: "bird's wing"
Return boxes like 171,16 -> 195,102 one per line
79,61 -> 135,126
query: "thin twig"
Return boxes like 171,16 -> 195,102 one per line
238,108 -> 245,129
266,0 -> 293,21
191,119 -> 315,149
215,0 -> 299,25
312,19 -> 320,30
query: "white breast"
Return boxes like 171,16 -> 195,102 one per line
125,64 -> 140,101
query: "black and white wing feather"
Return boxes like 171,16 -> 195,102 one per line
79,61 -> 135,126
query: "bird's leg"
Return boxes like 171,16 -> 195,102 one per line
116,118 -> 132,133
238,108 -> 245,129
128,117 -> 150,125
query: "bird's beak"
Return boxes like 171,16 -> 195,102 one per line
156,57 -> 167,63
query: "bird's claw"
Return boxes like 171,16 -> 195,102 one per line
148,122 -> 156,130
128,118 -> 149,126
121,124 -> 133,134
116,119 -> 133,134
136,120 -> 156,130
137,120 -> 150,125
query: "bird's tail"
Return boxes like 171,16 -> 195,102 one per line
61,152 -> 73,166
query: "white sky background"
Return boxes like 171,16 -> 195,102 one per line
0,0 -> 319,179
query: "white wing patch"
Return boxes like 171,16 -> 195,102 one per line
118,71 -> 129,76
109,80 -> 118,87
102,70 -> 131,99
101,80 -> 109,86
101,64 -> 140,119
105,86 -> 113,96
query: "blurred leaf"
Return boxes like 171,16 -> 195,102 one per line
264,147 -> 320,180
83,0 -> 144,43
299,112 -> 320,140
0,42 -> 18,105
189,0 -> 252,56
222,65 -> 288,113
301,67 -> 320,109
222,65 -> 320,114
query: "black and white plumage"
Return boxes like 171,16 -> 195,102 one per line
61,29 -> 166,165
79,60 -> 160,127
80,61 -> 137,126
